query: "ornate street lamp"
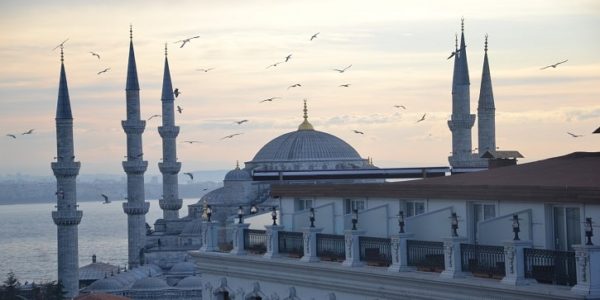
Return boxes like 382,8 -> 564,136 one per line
585,217 -> 594,246
206,205 -> 213,222
238,206 -> 244,224
398,211 -> 405,234
512,214 -> 520,241
309,207 -> 315,228
271,206 -> 277,226
450,212 -> 458,237
352,209 -> 358,230
250,204 -> 258,214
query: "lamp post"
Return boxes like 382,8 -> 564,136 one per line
398,211 -> 405,234
351,209 -> 358,230
512,214 -> 520,241
309,207 -> 315,228
585,217 -> 594,246
271,206 -> 277,226
450,212 -> 458,237
250,204 -> 258,215
206,205 -> 212,222
237,206 -> 244,224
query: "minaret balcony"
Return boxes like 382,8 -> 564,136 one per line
158,162 -> 181,174
447,114 -> 475,130
52,210 -> 83,226
122,202 -> 150,215
122,161 -> 148,174
51,161 -> 81,177
159,198 -> 183,211
121,120 -> 146,134
158,126 -> 180,138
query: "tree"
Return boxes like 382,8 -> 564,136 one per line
43,280 -> 66,300
1,271 -> 19,299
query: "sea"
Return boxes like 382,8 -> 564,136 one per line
0,198 -> 198,283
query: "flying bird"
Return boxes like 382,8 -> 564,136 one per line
266,61 -> 284,69
540,59 -> 568,70
177,106 -> 183,114
147,114 -> 161,121
182,140 -> 202,144
89,51 -> 101,59
235,120 -> 248,125
284,54 -> 292,62
183,172 -> 194,180
567,132 -> 583,138
22,129 -> 34,135
332,64 -> 352,73
259,97 -> 280,103
352,130 -> 364,134
175,35 -> 200,48
288,83 -> 302,89
393,105 -> 406,109
100,194 -> 111,204
52,38 -> 69,51
416,113 -> 427,123
339,84 -> 351,87
447,49 -> 460,60
310,32 -> 320,41
196,68 -> 214,72
6,134 -> 16,139
221,133 -> 243,140
133,153 -> 143,158
173,88 -> 180,98
97,68 -> 110,75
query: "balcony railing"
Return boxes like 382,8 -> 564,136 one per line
460,243 -> 505,279
278,231 -> 304,257
359,236 -> 392,266
243,229 -> 267,254
407,240 -> 445,272
316,233 -> 346,262
524,248 -> 576,286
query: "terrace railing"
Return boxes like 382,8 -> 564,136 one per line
524,248 -> 576,286
316,233 -> 346,262
359,236 -> 392,266
407,240 -> 445,272
243,229 -> 267,254
460,243 -> 505,279
278,231 -> 304,257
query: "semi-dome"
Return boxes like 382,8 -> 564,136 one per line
176,275 -> 203,288
86,278 -> 124,291
131,277 -> 169,290
224,163 -> 251,181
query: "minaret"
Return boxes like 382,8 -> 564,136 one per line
477,35 -> 496,156
122,26 -> 149,268
51,45 -> 82,299
158,44 -> 182,220
448,18 -> 476,168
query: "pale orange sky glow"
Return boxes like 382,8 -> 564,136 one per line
0,0 -> 599,176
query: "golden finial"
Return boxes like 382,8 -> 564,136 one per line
129,24 -> 133,41
461,17 -> 464,32
298,98 -> 314,131
60,46 -> 64,63
455,33 -> 458,50
484,33 -> 488,52
235,160 -> 240,169
165,43 -> 168,57
303,99 -> 308,121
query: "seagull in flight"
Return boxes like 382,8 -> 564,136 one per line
540,59 -> 568,70
416,113 -> 427,123
52,38 -> 69,51
284,54 -> 292,62
100,194 -> 111,204
235,119 -> 248,125
310,32 -> 320,41
97,68 -> 110,75
352,130 -> 364,134
288,83 -> 302,89
447,49 -> 460,60
332,64 -> 352,73
89,51 -> 101,59
173,88 -> 180,98
567,132 -> 583,138
266,61 -> 284,69
221,133 -> 243,140
196,68 -> 214,72
393,105 -> 406,109
22,129 -> 34,135
175,35 -> 200,48
259,97 -> 280,103
183,172 -> 194,180
177,106 -> 183,114
147,114 -> 161,121
182,140 -> 202,144
339,84 -> 351,87
6,134 -> 16,139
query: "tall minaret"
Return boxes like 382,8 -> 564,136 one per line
51,45 -> 82,299
477,35 -> 496,156
158,44 -> 182,220
122,26 -> 149,268
448,18 -> 476,168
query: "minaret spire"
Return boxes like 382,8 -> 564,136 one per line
122,26 -> 149,269
298,99 -> 314,131
477,34 -> 496,155
52,45 -> 82,299
158,42 -> 182,220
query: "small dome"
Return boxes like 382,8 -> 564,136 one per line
169,261 -> 197,273
180,218 -> 203,235
131,277 -> 169,290
86,278 -> 124,291
224,165 -> 251,181
176,275 -> 202,288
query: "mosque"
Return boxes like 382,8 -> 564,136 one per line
50,20 -> 519,299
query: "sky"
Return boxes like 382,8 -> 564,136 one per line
0,0 -> 599,176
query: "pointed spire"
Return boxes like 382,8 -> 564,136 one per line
478,34 -> 494,110
453,18 -> 470,85
298,99 -> 314,131
56,46 -> 72,120
126,25 -> 140,90
235,160 -> 240,170
161,44 -> 174,101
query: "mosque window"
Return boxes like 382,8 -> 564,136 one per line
406,201 -> 425,217
345,199 -> 365,214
